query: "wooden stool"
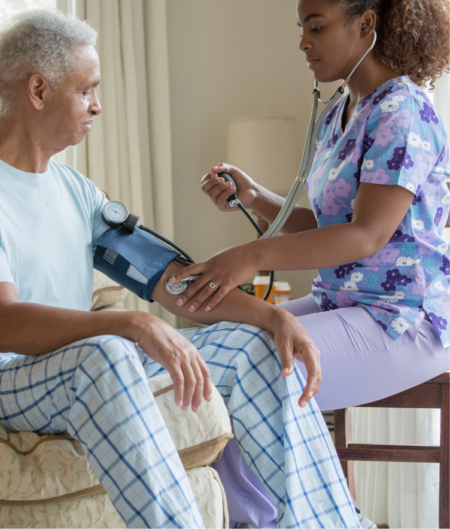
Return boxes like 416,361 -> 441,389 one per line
334,371 -> 449,528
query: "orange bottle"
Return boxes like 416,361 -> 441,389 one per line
253,276 -> 275,303
273,282 -> 292,305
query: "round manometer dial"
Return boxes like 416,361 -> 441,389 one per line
103,201 -> 129,226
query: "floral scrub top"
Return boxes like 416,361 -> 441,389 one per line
307,75 -> 450,348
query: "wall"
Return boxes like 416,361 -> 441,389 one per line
166,0 -> 339,300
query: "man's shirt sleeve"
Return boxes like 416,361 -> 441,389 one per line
92,185 -> 110,242
0,245 -> 15,285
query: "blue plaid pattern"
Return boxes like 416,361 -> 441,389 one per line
0,322 -> 361,528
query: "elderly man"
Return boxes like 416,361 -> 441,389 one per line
0,9 -> 360,529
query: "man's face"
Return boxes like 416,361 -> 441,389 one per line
44,45 -> 101,149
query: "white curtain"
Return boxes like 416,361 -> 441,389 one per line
353,73 -> 450,529
55,0 -> 176,326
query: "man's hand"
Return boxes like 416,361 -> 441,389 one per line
270,307 -> 322,408
129,312 -> 213,413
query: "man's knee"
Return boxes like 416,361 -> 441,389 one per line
69,334 -> 144,373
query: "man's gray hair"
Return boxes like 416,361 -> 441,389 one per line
0,9 -> 97,111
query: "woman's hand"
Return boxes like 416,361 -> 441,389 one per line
270,307 -> 322,407
202,162 -> 259,212
170,244 -> 258,312
130,312 -> 213,413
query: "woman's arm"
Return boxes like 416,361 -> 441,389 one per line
172,182 -> 415,311
202,163 -> 318,234
152,262 -> 322,408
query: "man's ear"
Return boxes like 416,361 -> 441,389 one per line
28,74 -> 53,110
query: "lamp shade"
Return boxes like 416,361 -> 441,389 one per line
227,115 -> 300,195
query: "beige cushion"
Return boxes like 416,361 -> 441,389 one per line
90,270 -> 128,311
0,466 -> 228,529
0,374 -> 232,505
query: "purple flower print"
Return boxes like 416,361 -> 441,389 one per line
381,278 -> 397,292
376,320 -> 388,331
335,268 -> 346,279
373,86 -> 394,105
325,105 -> 339,126
343,262 -> 363,274
380,268 -> 411,291
334,262 -> 363,279
419,229 -> 437,255
387,147 -> 414,171
428,312 -> 447,335
333,178 -> 352,197
361,90 -> 375,107
403,152 -> 414,169
386,269 -> 401,282
419,102 -> 439,125
389,230 -> 415,243
438,146 -> 446,164
321,199 -> 340,216
362,168 -> 390,185
397,274 -> 413,287
415,89 -> 428,100
327,133 -> 338,149
353,156 -> 364,181
320,292 -> 338,311
412,186 -> 421,205
380,244 -> 400,263
435,207 -> 443,226
313,198 -> 322,217
338,138 -> 357,160
345,213 -> 353,223
375,126 -> 395,147
439,255 -> 450,276
364,136 -> 374,151
394,109 -> 412,130
411,267 -> 431,296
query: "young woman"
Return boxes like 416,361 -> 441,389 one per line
171,1 -> 450,525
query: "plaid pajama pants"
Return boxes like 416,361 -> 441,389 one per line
0,322 -> 360,529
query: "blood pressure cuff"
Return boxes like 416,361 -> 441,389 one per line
93,227 -> 179,302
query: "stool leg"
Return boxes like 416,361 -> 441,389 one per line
334,409 -> 356,501
440,384 -> 449,529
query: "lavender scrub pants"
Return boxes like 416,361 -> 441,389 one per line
213,295 -> 449,528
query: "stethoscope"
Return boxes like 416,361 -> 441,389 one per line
222,25 -> 377,299
102,25 -> 377,300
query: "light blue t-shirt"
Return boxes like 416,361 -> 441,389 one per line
0,158 -> 108,311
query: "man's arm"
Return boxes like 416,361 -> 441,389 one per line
0,259 -> 322,408
0,281 -> 214,412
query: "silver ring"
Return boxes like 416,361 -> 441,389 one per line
209,282 -> 218,291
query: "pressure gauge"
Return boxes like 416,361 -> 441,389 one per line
103,201 -> 129,226
102,201 -> 140,232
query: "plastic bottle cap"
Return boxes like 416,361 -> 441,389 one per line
253,276 -> 272,285
274,281 -> 291,292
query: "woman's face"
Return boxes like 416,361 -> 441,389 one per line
297,0 -> 370,83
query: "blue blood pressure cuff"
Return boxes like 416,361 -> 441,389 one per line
93,227 -> 179,302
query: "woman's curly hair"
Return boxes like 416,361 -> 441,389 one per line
329,0 -> 450,87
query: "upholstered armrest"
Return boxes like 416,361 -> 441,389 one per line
0,373 -> 232,506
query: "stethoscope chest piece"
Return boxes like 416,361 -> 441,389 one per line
165,273 -> 202,295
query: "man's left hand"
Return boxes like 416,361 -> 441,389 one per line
271,307 -> 322,408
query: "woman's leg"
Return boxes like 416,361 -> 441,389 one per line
172,322 -> 360,529
288,305 -> 449,410
0,336 -> 204,529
